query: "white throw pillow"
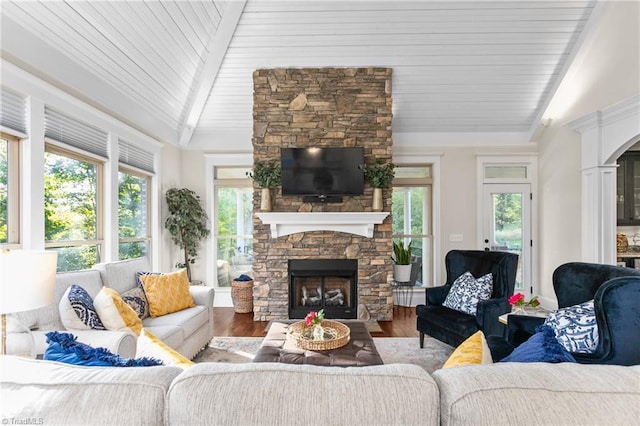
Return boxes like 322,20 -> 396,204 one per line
443,271 -> 493,316
544,300 -> 598,353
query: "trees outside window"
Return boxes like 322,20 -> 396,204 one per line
119,169 -> 150,260
44,146 -> 102,272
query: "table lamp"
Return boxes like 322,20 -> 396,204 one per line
0,250 -> 58,355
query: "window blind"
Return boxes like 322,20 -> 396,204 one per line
44,106 -> 108,158
0,86 -> 27,134
119,139 -> 155,173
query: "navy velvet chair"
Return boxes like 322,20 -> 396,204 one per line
416,250 -> 519,348
501,262 -> 640,365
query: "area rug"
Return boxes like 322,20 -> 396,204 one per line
193,336 -> 453,374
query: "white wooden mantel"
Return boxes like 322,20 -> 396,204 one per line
255,212 -> 389,238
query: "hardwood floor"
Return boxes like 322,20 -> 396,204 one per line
213,306 -> 419,338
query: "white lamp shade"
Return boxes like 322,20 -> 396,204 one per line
0,250 -> 58,314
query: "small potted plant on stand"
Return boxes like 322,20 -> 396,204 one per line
359,160 -> 395,211
247,160 -> 281,212
392,240 -> 412,282
164,188 -> 211,284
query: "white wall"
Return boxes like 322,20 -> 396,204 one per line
159,143 -> 183,272
536,0 -> 640,307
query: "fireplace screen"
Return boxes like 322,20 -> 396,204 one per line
288,259 -> 357,319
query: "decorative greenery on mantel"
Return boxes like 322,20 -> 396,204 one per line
359,160 -> 396,188
246,160 -> 281,188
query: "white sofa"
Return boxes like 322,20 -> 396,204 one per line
1,356 -> 638,426
8,257 -> 214,359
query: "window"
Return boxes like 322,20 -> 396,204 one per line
118,168 -> 150,260
392,166 -> 433,286
215,167 -> 253,287
44,145 -> 103,272
0,134 -> 20,247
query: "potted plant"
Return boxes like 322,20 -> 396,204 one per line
164,188 -> 210,283
392,239 -> 413,282
359,160 -> 395,211
247,160 -> 281,211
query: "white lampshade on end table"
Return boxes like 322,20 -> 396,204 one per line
0,250 -> 58,355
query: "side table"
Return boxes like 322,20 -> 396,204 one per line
391,281 -> 414,313
499,307 -> 551,325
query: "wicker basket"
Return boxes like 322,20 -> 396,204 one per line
287,320 -> 350,351
231,279 -> 254,313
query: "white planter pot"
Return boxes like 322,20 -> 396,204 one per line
260,188 -> 272,212
393,264 -> 412,283
372,187 -> 383,212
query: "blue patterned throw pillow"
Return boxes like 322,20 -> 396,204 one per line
44,331 -> 163,367
443,271 -> 493,315
121,286 -> 149,319
544,300 -> 598,353
59,285 -> 106,330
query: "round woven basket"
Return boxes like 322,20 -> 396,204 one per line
231,280 -> 253,313
287,320 -> 350,351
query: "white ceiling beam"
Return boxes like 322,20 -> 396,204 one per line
526,1 -> 606,142
178,0 -> 247,146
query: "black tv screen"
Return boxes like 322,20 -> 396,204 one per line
281,147 -> 364,197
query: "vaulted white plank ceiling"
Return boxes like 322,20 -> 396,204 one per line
0,0 -> 600,149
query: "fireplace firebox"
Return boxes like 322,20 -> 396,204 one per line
288,259 -> 357,319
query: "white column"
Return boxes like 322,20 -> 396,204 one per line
581,164 -> 617,264
22,97 -> 45,249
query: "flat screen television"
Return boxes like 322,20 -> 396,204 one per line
281,147 -> 364,199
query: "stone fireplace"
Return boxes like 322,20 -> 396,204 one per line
251,67 -> 393,321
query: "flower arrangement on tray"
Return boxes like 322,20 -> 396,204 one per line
508,292 -> 540,313
305,309 -> 325,327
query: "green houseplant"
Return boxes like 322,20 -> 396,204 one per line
359,160 -> 395,211
392,240 -> 413,282
164,188 -> 210,283
247,160 -> 281,211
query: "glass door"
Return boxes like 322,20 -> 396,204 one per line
481,183 -> 531,297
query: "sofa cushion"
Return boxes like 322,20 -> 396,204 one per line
94,287 -> 143,336
443,330 -> 493,368
121,286 -> 149,320
139,269 -> 195,317
0,355 -> 181,425
93,257 -> 150,295
443,271 -> 493,315
143,325 -> 185,350
500,325 -> 576,363
433,363 -> 640,426
43,331 -> 161,367
544,300 -> 598,353
143,305 -> 207,339
136,329 -> 194,370
58,285 -> 106,331
166,363 -> 440,426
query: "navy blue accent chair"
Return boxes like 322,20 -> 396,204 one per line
498,262 -> 640,365
416,250 -> 519,349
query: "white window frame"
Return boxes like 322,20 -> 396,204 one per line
118,165 -> 152,260
44,143 -> 105,269
0,133 -> 21,248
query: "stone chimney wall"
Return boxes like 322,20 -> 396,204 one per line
252,67 -> 393,321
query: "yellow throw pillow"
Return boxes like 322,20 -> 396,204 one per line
93,287 -> 143,336
136,328 -> 194,370
442,330 -> 493,368
139,269 -> 195,317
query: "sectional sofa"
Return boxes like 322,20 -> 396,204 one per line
1,355 -> 638,425
7,257 -> 215,359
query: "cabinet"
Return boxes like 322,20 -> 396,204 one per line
616,153 -> 640,225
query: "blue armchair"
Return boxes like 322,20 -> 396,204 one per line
499,262 -> 640,365
416,250 -> 519,348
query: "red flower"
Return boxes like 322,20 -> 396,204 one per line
304,309 -> 325,326
508,293 -> 525,306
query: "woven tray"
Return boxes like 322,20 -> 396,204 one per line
287,320 -> 350,351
